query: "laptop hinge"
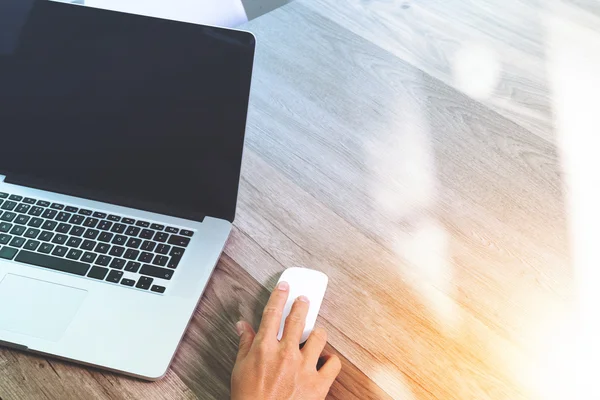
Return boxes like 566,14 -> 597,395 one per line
0,175 -> 6,183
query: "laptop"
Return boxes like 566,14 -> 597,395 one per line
0,0 -> 255,379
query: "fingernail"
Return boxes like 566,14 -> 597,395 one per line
297,295 -> 310,303
277,281 -> 289,291
236,321 -> 245,336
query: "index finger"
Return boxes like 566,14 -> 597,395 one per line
256,281 -> 290,341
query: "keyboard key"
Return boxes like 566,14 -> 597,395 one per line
41,220 -> 58,231
9,225 -> 26,236
0,193 -> 7,199
66,237 -> 83,248
1,201 -> 17,211
51,246 -> 68,257
135,276 -> 153,290
8,195 -> 22,201
167,235 -> 190,247
66,249 -> 83,260
39,231 -> 54,242
122,218 -> 135,225
50,203 -> 64,210
16,250 -> 90,276
108,245 -> 125,257
108,215 -> 121,222
112,235 -> 127,246
0,247 -> 18,260
126,238 -> 141,249
98,232 -> 113,242
69,214 -> 85,225
151,285 -> 166,294
0,212 -> 16,222
0,234 -> 11,245
28,206 -> 44,216
140,264 -> 173,280
95,255 -> 111,266
24,240 -> 40,251
65,206 -> 78,213
79,209 -> 92,216
14,215 -> 29,225
135,220 -> 150,228
88,266 -> 108,280
110,223 -> 126,234
39,243 -> 54,254
124,261 -> 141,273
0,222 -> 12,232
15,203 -> 31,214
120,278 -> 135,286
125,226 -> 140,236
166,227 -> 179,234
51,234 -> 68,245
153,232 -> 169,243
180,230 -> 194,237
170,247 -> 185,257
55,212 -> 71,222
93,212 -> 107,219
81,240 -> 96,251
106,269 -> 123,283
41,209 -> 58,219
156,244 -> 171,255
150,224 -> 165,231
138,252 -> 154,263
83,217 -> 98,228
69,226 -> 85,237
23,198 -> 37,204
97,221 -> 112,231
23,228 -> 40,239
9,237 -> 25,248
110,258 -> 126,270
140,229 -> 154,239
83,229 -> 99,240
168,255 -> 182,269
124,249 -> 139,260
95,243 -> 110,254
152,255 -> 168,267
55,223 -> 71,234
28,217 -> 43,228
81,252 -> 97,263
36,200 -> 50,207
141,241 -> 156,252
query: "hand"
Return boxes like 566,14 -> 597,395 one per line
231,281 -> 341,400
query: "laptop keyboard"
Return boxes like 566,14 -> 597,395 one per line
0,192 -> 194,294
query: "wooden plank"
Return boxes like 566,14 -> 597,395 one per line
172,253 -> 391,399
298,0 -> 599,144
232,4 -> 570,398
0,349 -> 196,400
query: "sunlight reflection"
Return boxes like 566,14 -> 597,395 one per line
372,366 -> 417,400
539,3 -> 600,399
392,219 -> 459,331
367,92 -> 458,331
452,42 -> 502,100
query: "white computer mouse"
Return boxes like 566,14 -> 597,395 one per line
276,267 -> 328,343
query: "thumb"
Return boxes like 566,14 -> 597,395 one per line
235,321 -> 256,361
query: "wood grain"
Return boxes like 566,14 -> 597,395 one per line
172,253 -> 391,400
0,0 -> 584,398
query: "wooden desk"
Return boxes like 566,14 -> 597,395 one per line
3,0 -> 597,398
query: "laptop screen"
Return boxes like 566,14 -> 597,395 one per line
0,0 -> 255,223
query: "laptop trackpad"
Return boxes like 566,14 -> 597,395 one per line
0,274 -> 87,342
